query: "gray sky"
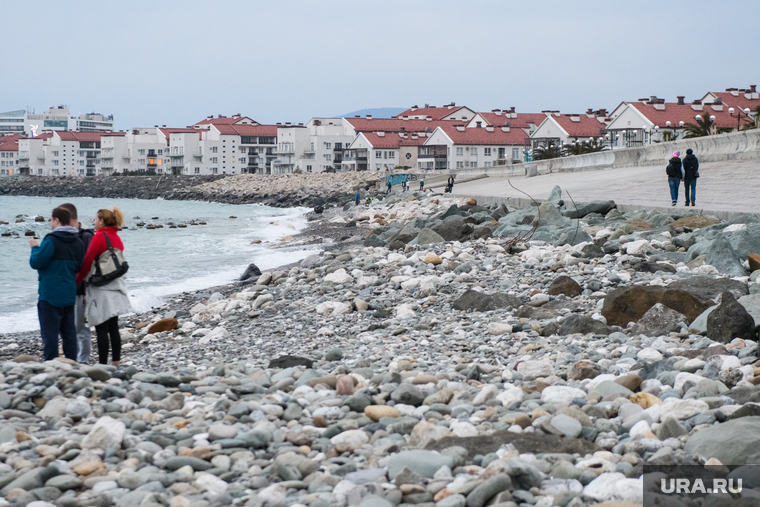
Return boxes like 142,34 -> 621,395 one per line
5,0 -> 759,130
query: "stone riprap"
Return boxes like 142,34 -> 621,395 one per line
1,187 -> 760,507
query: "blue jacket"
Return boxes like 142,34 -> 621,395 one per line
30,228 -> 85,307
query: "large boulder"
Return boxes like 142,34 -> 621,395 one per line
82,416 -> 126,451
703,234 -> 747,277
387,450 -> 455,479
546,275 -> 582,297
543,314 -> 612,336
562,200 -> 615,219
239,263 -> 262,281
684,417 -> 760,464
408,228 -> 445,246
432,215 -> 473,241
707,292 -> 756,343
738,294 -> 760,324
630,303 -> 686,336
668,276 -> 748,304
602,286 -> 710,328
452,289 -> 521,312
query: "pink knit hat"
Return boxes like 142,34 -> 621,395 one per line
673,151 -> 681,157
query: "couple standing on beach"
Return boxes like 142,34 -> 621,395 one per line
29,204 -> 132,366
666,149 -> 700,207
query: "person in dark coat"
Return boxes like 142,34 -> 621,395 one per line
666,151 -> 683,206
59,203 -> 95,363
682,148 -> 699,206
29,207 -> 85,361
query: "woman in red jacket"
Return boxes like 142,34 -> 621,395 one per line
76,207 -> 133,366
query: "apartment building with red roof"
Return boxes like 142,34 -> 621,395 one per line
0,135 -> 23,176
421,123 -> 530,170
344,131 -> 430,171
529,112 -> 609,150
467,108 -> 548,138
394,103 -> 476,122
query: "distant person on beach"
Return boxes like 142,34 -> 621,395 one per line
76,207 -> 132,367
682,148 -> 699,207
59,203 -> 95,363
29,206 -> 84,361
386,180 -> 392,194
666,151 -> 683,207
447,175 -> 454,193
419,178 -> 424,191
355,192 -> 360,205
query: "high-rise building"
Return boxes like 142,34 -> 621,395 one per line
0,106 -> 114,136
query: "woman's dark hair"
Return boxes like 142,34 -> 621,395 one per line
51,207 -> 71,225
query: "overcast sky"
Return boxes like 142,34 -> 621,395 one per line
5,0 -> 759,130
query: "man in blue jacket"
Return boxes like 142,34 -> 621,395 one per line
29,206 -> 85,361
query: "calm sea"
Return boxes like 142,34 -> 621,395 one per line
0,196 -> 315,334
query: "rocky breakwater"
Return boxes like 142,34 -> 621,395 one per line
0,175 -> 226,200
170,173 -> 383,208
3,189 -> 760,507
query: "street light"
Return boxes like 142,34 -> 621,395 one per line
728,107 -> 751,130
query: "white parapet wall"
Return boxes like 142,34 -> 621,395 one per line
433,129 -> 760,178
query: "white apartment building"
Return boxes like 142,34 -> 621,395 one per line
17,131 -> 125,176
100,128 -> 181,175
422,124 -> 528,170
299,118 -> 356,173
0,106 -> 114,136
0,135 -> 23,176
395,104 -> 476,122
273,124 -> 309,174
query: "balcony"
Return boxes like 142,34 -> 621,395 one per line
122,151 -> 131,159
171,147 -> 184,157
193,149 -> 203,158
18,151 -> 29,160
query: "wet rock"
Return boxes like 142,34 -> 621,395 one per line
452,290 -> 521,312
707,292 -> 757,343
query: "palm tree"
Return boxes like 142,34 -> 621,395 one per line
532,144 -> 562,160
655,131 -> 678,143
741,105 -> 760,130
684,113 -> 732,138
561,137 -> 607,156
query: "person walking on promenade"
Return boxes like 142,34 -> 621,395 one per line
59,203 -> 95,363
419,178 -> 424,192
29,206 -> 84,361
666,151 -> 683,206
386,180 -> 392,194
682,148 -> 699,206
75,207 -> 132,367
447,175 -> 455,192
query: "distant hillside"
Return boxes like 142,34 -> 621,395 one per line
339,107 -> 406,119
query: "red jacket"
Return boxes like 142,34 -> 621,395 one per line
76,227 -> 125,285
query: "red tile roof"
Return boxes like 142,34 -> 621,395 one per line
475,112 -> 548,129
629,102 -> 737,129
195,116 -> 258,126
55,131 -> 110,142
395,106 -> 469,120
358,132 -> 431,149
0,139 -> 19,151
344,117 -> 445,134
433,124 -> 527,145
213,124 -> 278,136
543,114 -> 608,137
707,91 -> 760,114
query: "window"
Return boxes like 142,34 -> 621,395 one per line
211,146 -> 218,153
456,147 -> 463,156
211,157 -> 218,163
138,149 -> 145,155
212,168 -> 218,174
471,147 -> 477,155
240,157 -> 246,164
484,162 -> 491,167
158,150 -> 163,155
53,151 -> 59,156
79,160 -> 84,166
139,159 -> 146,165
324,154 -> 332,161
195,167 -> 200,174
53,160 -> 59,165
389,151 -> 395,158
457,161 -> 464,168
324,142 -> 331,149
306,165 -> 312,173
38,169 -> 43,175
335,142 -> 342,150
512,148 -> 519,160
375,151 -> 382,159
484,147 -> 491,157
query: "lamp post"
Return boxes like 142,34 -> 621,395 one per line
621,130 -> 626,148
729,107 -> 751,131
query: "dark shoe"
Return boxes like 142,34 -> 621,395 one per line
685,201 -> 690,206
671,201 -> 676,206
691,201 -> 695,206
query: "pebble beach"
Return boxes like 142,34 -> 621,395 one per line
1,174 -> 760,507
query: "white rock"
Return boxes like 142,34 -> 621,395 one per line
472,384 -> 498,405
332,480 -> 357,506
724,224 -> 748,232
257,483 -> 287,504
194,473 -> 228,495
624,240 -> 651,255
487,322 -> 512,335
252,294 -> 274,309
316,301 -> 351,315
324,269 -> 353,285
583,472 -> 627,501
673,372 -> 704,393
659,399 -> 709,421
496,385 -> 524,406
396,304 -> 416,320
450,421 -> 478,437
629,420 -> 653,438
82,416 -> 126,451
199,327 -> 228,345
541,386 -> 587,405
189,303 -> 207,316
517,360 -> 553,378
718,355 -> 741,371
330,429 -> 369,447
637,348 -> 663,362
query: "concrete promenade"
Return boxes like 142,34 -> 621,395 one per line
435,158 -> 759,219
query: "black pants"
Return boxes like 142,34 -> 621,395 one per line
95,316 -> 121,364
38,300 -> 78,361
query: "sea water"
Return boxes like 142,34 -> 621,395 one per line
0,196 -> 316,334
